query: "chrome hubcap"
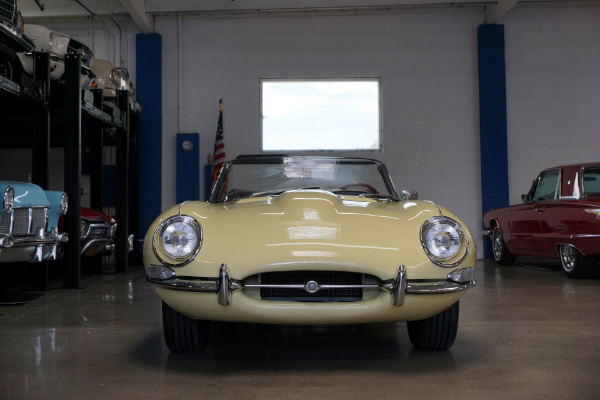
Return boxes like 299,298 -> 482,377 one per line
561,245 -> 576,271
493,229 -> 503,260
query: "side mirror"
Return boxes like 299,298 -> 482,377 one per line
521,194 -> 531,203
401,190 -> 418,201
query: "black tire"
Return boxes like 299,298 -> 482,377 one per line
162,301 -> 211,352
560,244 -> 594,278
0,60 -> 13,80
492,226 -> 516,266
0,57 -> 23,84
407,301 -> 459,351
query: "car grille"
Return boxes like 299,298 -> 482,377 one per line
84,239 -> 109,255
88,225 -> 110,238
0,0 -> 16,25
0,207 -> 48,236
258,271 -> 365,302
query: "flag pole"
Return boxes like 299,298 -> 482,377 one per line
210,99 -> 226,189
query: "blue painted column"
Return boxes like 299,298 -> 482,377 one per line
176,133 -> 200,203
136,33 -> 162,250
478,24 -> 510,259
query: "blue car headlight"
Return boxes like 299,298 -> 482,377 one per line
60,192 -> 68,215
420,216 -> 469,267
153,215 -> 202,266
3,186 -> 14,213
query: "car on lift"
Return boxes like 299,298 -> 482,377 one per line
0,0 -> 34,85
484,163 -> 600,278
4,24 -> 94,91
144,155 -> 477,352
90,58 -> 131,120
0,0 -> 33,61
0,181 -> 68,263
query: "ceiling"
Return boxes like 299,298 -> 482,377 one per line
19,0 -> 600,33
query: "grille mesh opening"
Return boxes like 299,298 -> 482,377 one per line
0,208 -> 48,236
0,1 -> 16,22
258,271 -> 364,302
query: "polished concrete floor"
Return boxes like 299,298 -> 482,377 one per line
0,259 -> 599,399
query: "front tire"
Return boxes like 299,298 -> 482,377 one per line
560,244 -> 594,278
492,226 -> 516,265
407,302 -> 459,351
162,301 -> 211,352
0,60 -> 13,80
0,57 -> 24,84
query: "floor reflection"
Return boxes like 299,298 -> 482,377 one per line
1,263 -> 599,399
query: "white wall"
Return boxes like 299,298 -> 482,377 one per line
156,10 -> 485,250
504,7 -> 600,204
4,7 -> 600,257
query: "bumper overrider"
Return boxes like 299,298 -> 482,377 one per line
0,228 -> 69,262
146,264 -> 476,307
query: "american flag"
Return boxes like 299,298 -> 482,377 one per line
210,102 -> 226,187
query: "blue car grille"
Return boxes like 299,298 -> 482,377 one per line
0,0 -> 16,24
0,207 -> 48,236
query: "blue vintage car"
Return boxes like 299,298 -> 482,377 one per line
1,182 -> 68,263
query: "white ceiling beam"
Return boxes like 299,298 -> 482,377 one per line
485,0 -> 519,23
120,0 -> 154,33
146,0 -> 492,13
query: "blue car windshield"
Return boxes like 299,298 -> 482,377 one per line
210,156 -> 398,202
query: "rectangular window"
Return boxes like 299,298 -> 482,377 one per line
260,79 -> 382,152
533,170 -> 560,201
583,166 -> 600,197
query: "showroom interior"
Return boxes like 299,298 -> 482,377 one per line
1,0 -> 599,398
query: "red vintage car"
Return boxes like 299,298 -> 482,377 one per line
58,207 -> 134,260
483,163 -> 600,277
59,207 -> 117,257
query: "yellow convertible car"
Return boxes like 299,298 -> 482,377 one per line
144,155 -> 476,352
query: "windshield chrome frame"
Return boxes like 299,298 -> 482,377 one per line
208,156 -> 399,203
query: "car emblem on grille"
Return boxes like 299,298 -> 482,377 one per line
304,280 -> 320,294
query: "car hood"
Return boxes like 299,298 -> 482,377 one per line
147,190 -> 475,279
2,181 -> 49,208
81,207 -> 115,224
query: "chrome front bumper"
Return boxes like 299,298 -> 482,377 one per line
0,230 -> 69,262
146,264 -> 476,307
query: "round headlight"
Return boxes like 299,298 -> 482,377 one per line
60,193 -> 68,215
420,216 -> 468,267
154,215 -> 202,266
3,186 -> 14,213
80,219 -> 88,235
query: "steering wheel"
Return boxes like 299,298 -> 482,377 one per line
339,182 -> 380,194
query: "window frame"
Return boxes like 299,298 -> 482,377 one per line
532,169 -> 561,202
259,78 -> 383,152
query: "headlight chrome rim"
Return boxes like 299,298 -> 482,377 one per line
3,186 -> 14,213
60,192 -> 68,215
420,216 -> 469,267
153,215 -> 202,267
80,219 -> 88,236
110,223 -> 118,237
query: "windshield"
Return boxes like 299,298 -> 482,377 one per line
209,156 -> 398,202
